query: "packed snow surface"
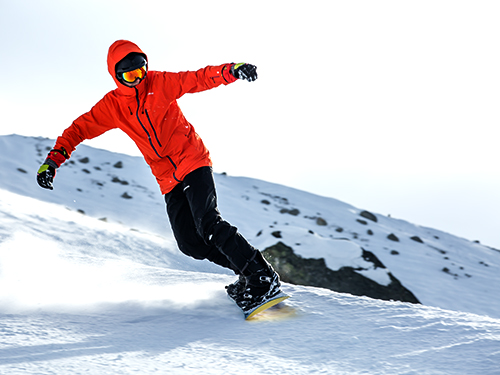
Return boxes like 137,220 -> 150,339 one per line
0,135 -> 499,374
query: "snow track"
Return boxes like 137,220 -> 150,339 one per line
1,137 -> 500,373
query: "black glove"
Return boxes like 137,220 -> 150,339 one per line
36,148 -> 68,190
37,163 -> 56,190
231,63 -> 258,82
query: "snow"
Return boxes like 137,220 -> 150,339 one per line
0,134 -> 499,374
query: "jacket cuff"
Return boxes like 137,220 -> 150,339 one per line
222,64 -> 237,84
46,148 -> 69,168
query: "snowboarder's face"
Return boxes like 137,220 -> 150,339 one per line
122,78 -> 142,88
119,64 -> 147,87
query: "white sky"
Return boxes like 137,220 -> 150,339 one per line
2,0 -> 500,249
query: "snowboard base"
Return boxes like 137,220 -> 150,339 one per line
246,302 -> 297,322
238,292 -> 290,320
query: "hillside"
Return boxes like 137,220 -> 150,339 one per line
1,189 -> 499,374
1,134 -> 499,318
1,134 -> 500,373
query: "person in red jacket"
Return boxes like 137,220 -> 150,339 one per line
36,40 -> 281,311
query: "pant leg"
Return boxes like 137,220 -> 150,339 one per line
181,167 -> 268,275
164,180 -> 237,272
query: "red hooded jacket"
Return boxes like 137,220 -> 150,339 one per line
54,40 -> 237,194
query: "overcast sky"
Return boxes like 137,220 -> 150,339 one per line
2,0 -> 500,248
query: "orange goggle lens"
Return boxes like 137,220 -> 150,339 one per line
122,65 -> 147,83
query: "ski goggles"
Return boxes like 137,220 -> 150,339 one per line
121,64 -> 147,83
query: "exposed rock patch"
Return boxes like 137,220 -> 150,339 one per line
263,242 -> 420,304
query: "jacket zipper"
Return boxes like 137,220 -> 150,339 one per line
145,109 -> 162,147
134,87 -> 181,182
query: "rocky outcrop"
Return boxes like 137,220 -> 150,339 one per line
262,242 -> 420,304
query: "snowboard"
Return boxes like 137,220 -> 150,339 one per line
246,301 -> 297,322
230,291 -> 290,320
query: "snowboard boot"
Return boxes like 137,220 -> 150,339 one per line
225,274 -> 246,300
236,265 -> 282,311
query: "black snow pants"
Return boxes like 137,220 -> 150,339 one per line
164,166 -> 263,275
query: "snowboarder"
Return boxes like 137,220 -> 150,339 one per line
36,39 -> 281,312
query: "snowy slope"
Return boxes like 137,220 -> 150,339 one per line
0,189 -> 499,374
1,134 -> 500,373
1,134 -> 499,318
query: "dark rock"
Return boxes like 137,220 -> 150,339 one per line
113,161 -> 123,168
112,177 -> 129,185
316,217 -> 328,226
262,242 -> 420,304
271,231 -> 282,238
280,208 -> 300,216
78,157 -> 90,164
356,219 -> 368,225
360,210 -> 377,222
387,233 -> 399,242
362,249 -> 385,268
410,236 -> 424,243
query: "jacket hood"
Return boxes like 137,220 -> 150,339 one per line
107,40 -> 148,95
